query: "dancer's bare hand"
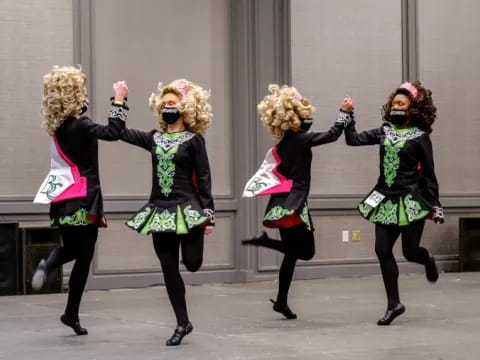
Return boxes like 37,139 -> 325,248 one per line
204,226 -> 214,236
113,81 -> 128,101
341,96 -> 354,112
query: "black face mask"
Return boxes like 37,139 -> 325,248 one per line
300,117 -> 313,131
161,107 -> 181,124
389,110 -> 408,125
80,101 -> 89,115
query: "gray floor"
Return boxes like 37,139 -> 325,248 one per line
1,272 -> 480,360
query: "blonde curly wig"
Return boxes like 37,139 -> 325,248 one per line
42,65 -> 87,134
258,84 -> 316,139
148,79 -> 212,135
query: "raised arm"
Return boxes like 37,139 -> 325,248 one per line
339,96 -> 382,146
296,105 -> 358,146
297,122 -> 344,147
344,120 -> 382,146
79,81 -> 129,140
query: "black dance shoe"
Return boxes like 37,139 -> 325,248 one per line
241,231 -> 268,246
377,303 -> 405,326
425,255 -> 439,283
32,259 -> 47,291
60,314 -> 88,335
270,299 -> 297,320
166,322 -> 193,346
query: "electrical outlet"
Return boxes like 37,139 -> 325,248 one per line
352,230 -> 361,242
342,230 -> 349,242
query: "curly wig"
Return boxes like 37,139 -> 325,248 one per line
258,84 -> 316,140
148,79 -> 212,135
42,66 -> 87,134
382,80 -> 437,133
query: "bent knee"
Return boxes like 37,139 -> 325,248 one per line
298,253 -> 315,261
183,258 -> 203,272
402,249 -> 418,262
297,248 -> 315,261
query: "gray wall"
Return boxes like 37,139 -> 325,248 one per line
289,0 -> 403,266
0,0 -> 73,198
418,0 -> 480,194
87,0 -> 235,284
292,0 -> 402,195
288,0 -> 479,273
1,0 -> 479,289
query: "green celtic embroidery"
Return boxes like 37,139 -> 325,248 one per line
183,205 -> 207,229
264,206 -> 294,221
359,202 -> 373,218
156,145 -> 179,197
299,205 -> 312,231
176,206 -> 188,235
383,138 -> 405,187
403,194 -> 430,222
373,200 -> 398,225
127,207 -> 152,229
59,208 -> 93,226
147,209 -> 176,232
246,177 -> 268,195
40,175 -> 63,200
153,131 -> 195,198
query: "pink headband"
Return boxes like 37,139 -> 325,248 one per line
293,91 -> 303,102
399,82 -> 418,98
168,79 -> 193,97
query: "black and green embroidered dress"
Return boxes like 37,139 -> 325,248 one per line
46,104 -> 127,227
120,129 -> 215,235
261,125 -> 344,231
345,121 -> 441,226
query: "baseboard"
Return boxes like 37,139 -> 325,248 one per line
84,258 -> 459,290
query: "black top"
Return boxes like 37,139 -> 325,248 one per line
263,124 -> 344,230
120,129 -> 214,235
275,125 -> 344,208
345,120 -> 441,226
50,105 -> 127,226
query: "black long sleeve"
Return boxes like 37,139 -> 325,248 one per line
297,124 -> 343,147
77,104 -> 127,141
120,128 -> 155,151
344,122 -> 382,146
191,135 -> 215,224
419,134 -> 441,207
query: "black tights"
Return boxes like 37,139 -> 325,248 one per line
152,228 -> 204,327
257,224 -> 315,306
375,220 -> 430,309
45,226 -> 98,321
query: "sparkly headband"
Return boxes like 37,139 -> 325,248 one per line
293,92 -> 303,102
399,82 -> 418,98
167,78 -> 199,97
